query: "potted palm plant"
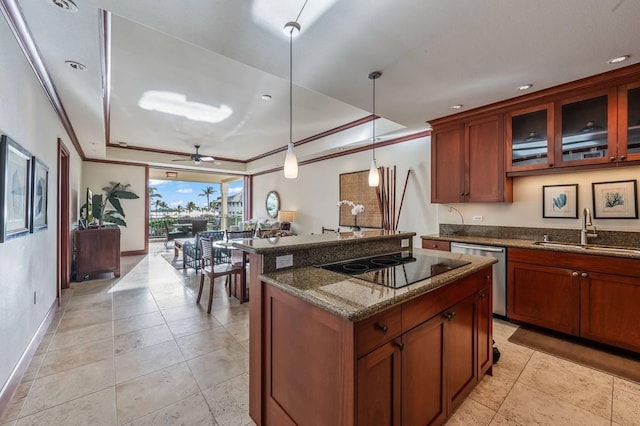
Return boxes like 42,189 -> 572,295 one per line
80,182 -> 139,228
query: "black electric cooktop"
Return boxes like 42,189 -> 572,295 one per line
317,252 -> 470,289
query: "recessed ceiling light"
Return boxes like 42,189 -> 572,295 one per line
518,84 -> 533,91
51,0 -> 77,11
608,55 -> 630,64
65,60 -> 86,71
261,94 -> 272,100
451,104 -> 463,110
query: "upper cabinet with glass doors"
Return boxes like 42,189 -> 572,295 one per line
506,103 -> 555,172
555,88 -> 617,167
618,82 -> 640,163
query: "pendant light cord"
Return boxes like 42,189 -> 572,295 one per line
289,28 -> 293,145
372,76 -> 376,160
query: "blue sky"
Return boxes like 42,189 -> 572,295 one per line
148,179 -> 243,209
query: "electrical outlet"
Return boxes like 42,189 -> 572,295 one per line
401,239 -> 410,248
276,254 -> 294,269
34,291 -> 37,304
472,215 -> 484,222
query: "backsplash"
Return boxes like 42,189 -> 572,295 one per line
439,224 -> 639,248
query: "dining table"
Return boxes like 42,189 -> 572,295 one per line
213,238 -> 251,303
173,223 -> 193,236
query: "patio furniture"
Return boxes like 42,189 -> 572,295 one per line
182,230 -> 225,272
164,221 -> 186,248
190,219 -> 208,235
196,237 -> 243,314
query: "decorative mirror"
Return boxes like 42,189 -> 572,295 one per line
265,190 -> 280,218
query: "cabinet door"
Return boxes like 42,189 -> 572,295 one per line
466,115 -> 511,202
421,239 -> 450,251
580,271 -> 640,352
357,341 -> 402,426
508,261 -> 580,335
445,295 -> 477,411
617,82 -> 640,163
402,315 -> 446,426
556,88 -> 618,167
431,125 -> 464,203
476,284 -> 493,378
506,103 -> 555,172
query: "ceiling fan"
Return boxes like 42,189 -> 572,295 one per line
172,145 -> 218,165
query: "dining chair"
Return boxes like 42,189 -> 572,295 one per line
197,237 -> 242,313
226,230 -> 255,240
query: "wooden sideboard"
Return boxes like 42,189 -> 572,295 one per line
74,227 -> 121,281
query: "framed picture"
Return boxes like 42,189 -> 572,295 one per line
542,184 -> 578,218
31,157 -> 49,232
592,180 -> 638,219
339,170 -> 382,228
1,135 -> 32,242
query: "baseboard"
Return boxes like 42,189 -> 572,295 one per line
122,249 -> 147,256
0,298 -> 59,418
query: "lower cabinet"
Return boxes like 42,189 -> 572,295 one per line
508,248 -> 640,352
74,227 -> 121,281
258,267 -> 493,426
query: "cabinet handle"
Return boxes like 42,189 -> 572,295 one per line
393,341 -> 404,351
459,192 -> 465,196
479,293 -> 487,299
620,155 -> 626,161
485,275 -> 491,282
609,156 -> 616,161
571,271 -> 579,277
444,311 -> 456,321
374,322 -> 389,334
432,244 -> 438,248
548,163 -> 554,168
581,272 -> 588,278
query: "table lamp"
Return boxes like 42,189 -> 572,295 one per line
278,210 -> 295,230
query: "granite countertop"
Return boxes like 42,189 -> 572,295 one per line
421,234 -> 640,260
259,248 -> 496,322
232,229 -> 416,254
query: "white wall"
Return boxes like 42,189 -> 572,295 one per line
252,137 -> 437,246
438,165 -> 640,234
0,17 -> 83,393
82,162 -> 147,252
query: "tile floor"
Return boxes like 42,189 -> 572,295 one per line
1,242 -> 639,425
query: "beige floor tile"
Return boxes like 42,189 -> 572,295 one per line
0,381 -> 33,423
187,343 -> 249,390
445,397 -> 495,425
116,363 -> 200,424
20,359 -> 114,417
114,324 -> 173,355
14,388 -> 116,426
113,311 -> 166,336
48,322 -> 113,351
67,291 -> 113,307
492,320 -> 519,343
69,280 -> 114,296
115,340 -> 184,384
153,293 -> 193,311
470,368 -> 517,411
123,393 -> 217,426
33,335 -> 52,356
38,338 -> 113,379
212,306 -> 249,326
222,320 -> 249,342
613,379 -> 640,426
498,382 -> 610,425
64,299 -> 113,314
202,373 -> 251,426
166,314 -> 222,339
517,351 -> 613,419
176,326 -> 238,360
161,304 -> 208,323
491,340 -> 533,380
113,301 -> 159,321
488,413 -> 522,425
56,308 -> 113,333
238,339 -> 249,352
22,353 -> 44,382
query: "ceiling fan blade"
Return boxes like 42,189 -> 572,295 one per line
200,156 -> 215,161
171,158 -> 192,162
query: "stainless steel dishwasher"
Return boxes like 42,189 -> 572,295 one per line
450,242 -> 507,318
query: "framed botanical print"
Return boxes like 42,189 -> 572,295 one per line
542,184 -> 578,218
31,157 -> 49,232
1,134 -> 32,242
592,180 -> 638,219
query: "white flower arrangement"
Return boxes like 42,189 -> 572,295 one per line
337,200 -> 365,216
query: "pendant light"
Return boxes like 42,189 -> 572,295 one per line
283,21 -> 300,179
368,71 -> 382,187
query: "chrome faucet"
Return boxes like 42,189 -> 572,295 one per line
581,207 -> 598,245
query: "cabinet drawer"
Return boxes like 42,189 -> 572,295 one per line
402,271 -> 481,332
356,306 -> 402,357
421,239 -> 450,251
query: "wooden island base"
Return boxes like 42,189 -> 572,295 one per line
252,266 -> 493,426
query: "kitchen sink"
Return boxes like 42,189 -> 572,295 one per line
532,241 -> 640,254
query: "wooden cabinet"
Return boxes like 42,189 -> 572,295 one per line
431,115 -> 512,203
508,248 -> 640,352
257,267 -> 493,426
617,81 -> 640,163
74,227 -> 121,281
506,103 -> 555,172
421,239 -> 450,251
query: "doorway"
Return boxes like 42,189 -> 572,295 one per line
57,139 -> 70,298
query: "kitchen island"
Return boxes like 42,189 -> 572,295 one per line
234,231 -> 496,425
